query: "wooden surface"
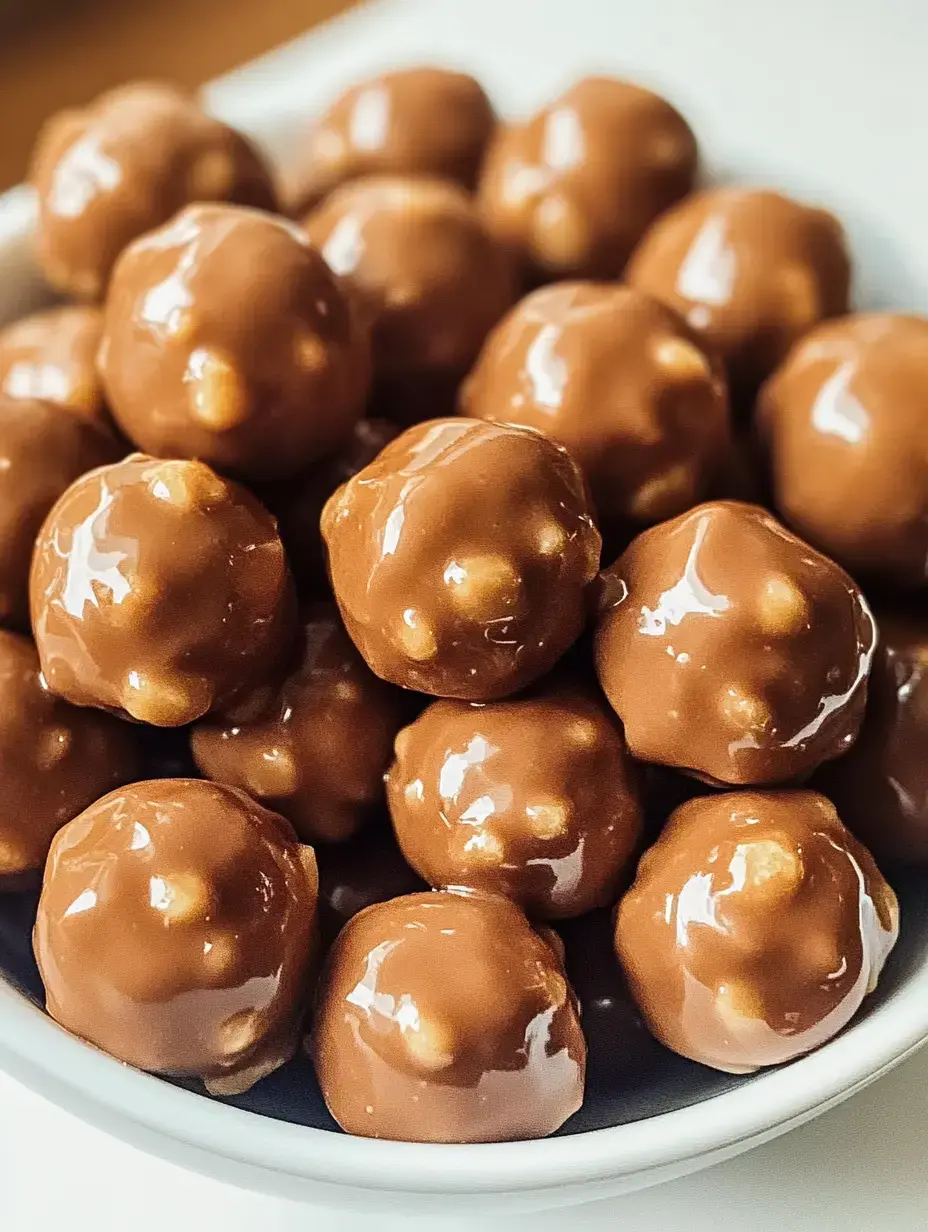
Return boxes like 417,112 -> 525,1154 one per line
0,0 -> 357,190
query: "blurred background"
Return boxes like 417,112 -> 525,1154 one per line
0,0 -> 358,190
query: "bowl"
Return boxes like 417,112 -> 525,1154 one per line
2,0 -> 928,1214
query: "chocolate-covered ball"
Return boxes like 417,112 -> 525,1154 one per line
814,612 -> 928,865
305,176 -> 516,424
316,825 -> 426,942
192,604 -> 405,843
98,203 -> 370,481
461,282 -> 730,524
615,790 -> 899,1072
312,890 -> 585,1141
30,455 -> 295,727
595,501 -> 875,785
29,82 -> 277,301
387,683 -> 642,918
0,630 -> 139,885
285,67 -> 495,214
0,396 -> 120,630
322,418 -> 601,698
627,188 -> 851,396
477,76 -> 697,282
0,307 -> 108,426
34,779 -> 318,1093
757,314 -> 928,590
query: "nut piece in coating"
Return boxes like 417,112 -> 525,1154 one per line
305,175 -> 517,424
615,790 -> 898,1072
0,307 -> 109,426
757,314 -> 928,591
34,779 -> 318,1093
192,603 -> 406,844
29,81 -> 277,301
99,203 -> 370,481
477,76 -> 697,282
30,455 -> 296,727
387,682 -> 642,918
594,500 -> 875,785
321,418 -> 601,699
462,282 -> 730,524
312,889 -> 585,1141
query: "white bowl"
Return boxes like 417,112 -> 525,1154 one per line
2,0 -> 928,1214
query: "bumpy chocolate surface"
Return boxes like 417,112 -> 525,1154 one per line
285,67 -> 495,214
0,396 -> 120,630
477,76 -> 697,282
0,630 -> 139,883
316,824 -> 426,942
758,314 -> 928,590
322,418 -> 601,699
461,282 -> 730,523
30,82 -> 277,301
0,307 -> 108,426
99,203 -> 370,481
30,455 -> 295,727
192,604 -> 405,844
594,501 -> 875,785
34,779 -> 318,1092
815,611 -> 928,865
312,889 -> 585,1141
305,176 -> 517,423
615,790 -> 899,1072
387,682 -> 642,918
627,188 -> 851,396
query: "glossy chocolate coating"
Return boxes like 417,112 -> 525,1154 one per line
0,396 -> 120,631
814,611 -> 928,864
627,188 -> 851,396
191,604 -> 405,844
99,203 -> 371,481
387,683 -> 643,918
30,82 -> 277,301
757,314 -> 928,590
461,282 -> 730,524
305,176 -> 517,424
34,779 -> 318,1092
0,630 -> 139,883
615,790 -> 899,1072
312,890 -> 585,1141
285,67 -> 495,214
316,824 -> 426,943
594,501 -> 875,785
477,76 -> 697,282
0,307 -> 108,426
30,455 -> 295,727
321,418 -> 601,699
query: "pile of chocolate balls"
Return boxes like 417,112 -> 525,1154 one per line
0,65 -> 920,1143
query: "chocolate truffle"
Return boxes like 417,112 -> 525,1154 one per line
0,630 -> 139,885
387,683 -> 643,918
312,890 -> 585,1141
627,188 -> 851,396
615,790 -> 899,1072
34,779 -> 318,1093
477,76 -> 697,282
461,282 -> 730,524
30,455 -> 295,727
316,825 -> 426,942
192,604 -> 405,844
594,501 -> 875,785
305,176 -> 516,423
98,203 -> 371,481
322,418 -> 601,699
757,314 -> 928,590
285,67 -> 495,214
0,307 -> 108,426
814,612 -> 928,865
0,396 -> 120,630
29,82 -> 277,301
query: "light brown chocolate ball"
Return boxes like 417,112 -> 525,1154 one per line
0,306 -> 108,426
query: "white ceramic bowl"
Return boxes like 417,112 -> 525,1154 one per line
2,0 -> 928,1214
